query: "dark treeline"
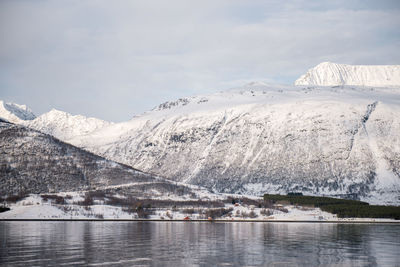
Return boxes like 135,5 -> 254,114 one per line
263,194 -> 400,220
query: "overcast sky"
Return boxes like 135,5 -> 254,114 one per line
1,0 -> 399,121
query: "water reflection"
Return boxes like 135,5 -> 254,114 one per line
0,222 -> 399,266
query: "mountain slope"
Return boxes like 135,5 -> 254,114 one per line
22,109 -> 112,142
0,100 -> 36,123
61,84 -> 400,205
0,121 -> 199,198
295,62 -> 400,87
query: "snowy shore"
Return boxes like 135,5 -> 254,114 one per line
1,194 -> 397,223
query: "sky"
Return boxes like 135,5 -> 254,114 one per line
0,0 -> 399,122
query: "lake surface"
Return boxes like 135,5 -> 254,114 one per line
0,222 -> 399,266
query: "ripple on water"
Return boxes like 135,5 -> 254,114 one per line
0,222 -> 399,267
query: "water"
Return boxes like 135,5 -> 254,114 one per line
0,222 -> 399,267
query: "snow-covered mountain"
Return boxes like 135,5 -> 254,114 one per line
0,100 -> 36,123
295,62 -> 400,87
54,82 -> 400,205
7,63 -> 400,205
23,109 -> 112,142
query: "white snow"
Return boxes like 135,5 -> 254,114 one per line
295,62 -> 400,87
0,100 -> 36,123
22,109 -> 112,141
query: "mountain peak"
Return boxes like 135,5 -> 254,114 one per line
24,108 -> 112,142
295,62 -> 400,87
316,61 -> 335,66
0,100 -> 36,123
46,108 -> 70,117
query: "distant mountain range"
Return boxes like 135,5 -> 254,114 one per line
1,63 -> 399,205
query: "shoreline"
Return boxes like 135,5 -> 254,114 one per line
1,218 -> 399,224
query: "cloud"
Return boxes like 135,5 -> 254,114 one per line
0,0 -> 399,121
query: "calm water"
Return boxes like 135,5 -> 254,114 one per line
0,222 -> 399,267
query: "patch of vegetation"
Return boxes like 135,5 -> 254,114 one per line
122,203 -> 154,219
260,208 -> 273,216
2,193 -> 28,203
181,208 -> 196,214
225,197 -> 271,208
86,190 -> 107,199
105,196 -> 224,209
264,194 -> 368,207
287,192 -> 303,196
41,194 -> 66,204
322,205 -> 400,220
75,193 -> 95,206
226,197 -> 257,206
275,206 -> 289,213
165,211 -> 173,219
203,208 -> 233,219
94,214 -> 104,219
241,210 -> 258,218
263,194 -> 400,220
0,206 -> 10,213
70,191 -> 228,218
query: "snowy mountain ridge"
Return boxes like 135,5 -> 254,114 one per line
22,108 -> 112,142
0,100 -> 36,123
295,62 -> 400,87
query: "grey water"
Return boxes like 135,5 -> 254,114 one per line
0,222 -> 399,267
